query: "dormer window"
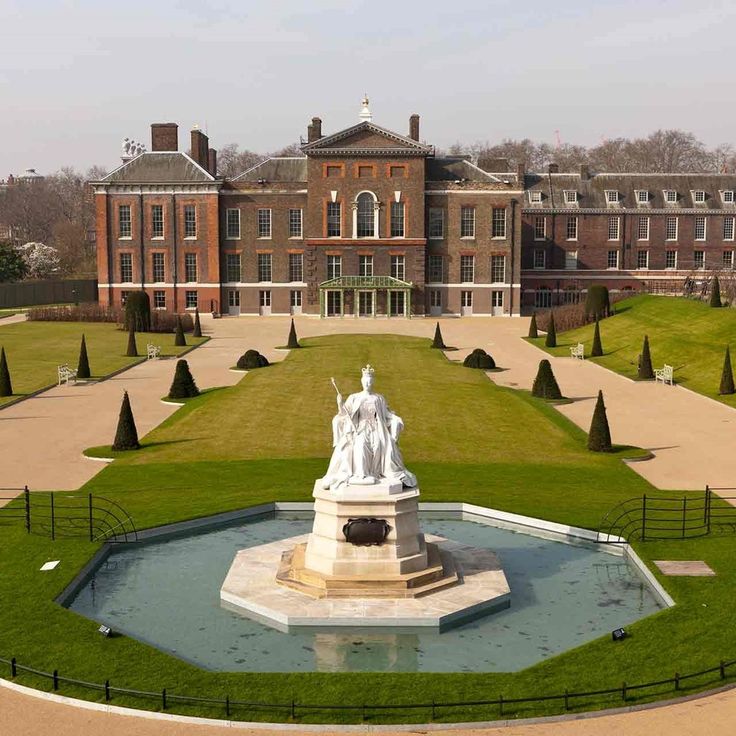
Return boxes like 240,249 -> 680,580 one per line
693,190 -> 706,204
605,190 -> 620,205
529,191 -> 543,204
636,190 -> 649,205
563,190 -> 578,205
664,190 -> 678,204
722,190 -> 735,204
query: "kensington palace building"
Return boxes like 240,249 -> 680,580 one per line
93,102 -> 736,317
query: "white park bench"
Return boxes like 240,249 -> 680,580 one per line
569,343 -> 585,360
57,364 -> 77,385
655,364 -> 674,385
146,343 -> 161,360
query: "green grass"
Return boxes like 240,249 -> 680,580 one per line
531,294 -> 736,407
0,321 -> 207,407
1,333 -> 736,723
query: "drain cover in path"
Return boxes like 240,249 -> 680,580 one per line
654,560 -> 715,576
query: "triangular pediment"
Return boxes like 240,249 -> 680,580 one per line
302,122 -> 432,157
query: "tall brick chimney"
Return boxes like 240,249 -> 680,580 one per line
308,117 -> 322,143
409,114 -> 420,141
151,123 -> 178,151
208,148 -> 218,176
190,127 -> 209,169
517,162 -> 526,182
579,163 -> 590,180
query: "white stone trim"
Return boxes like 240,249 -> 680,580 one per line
98,282 -> 220,288
426,190 -> 523,195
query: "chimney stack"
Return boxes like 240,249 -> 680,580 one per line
151,123 -> 178,151
409,114 -> 420,141
208,148 -> 218,176
517,162 -> 526,183
190,127 -> 209,170
308,117 -> 322,143
548,163 -> 559,174
579,163 -> 590,180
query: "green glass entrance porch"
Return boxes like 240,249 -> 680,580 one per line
318,275 -> 413,318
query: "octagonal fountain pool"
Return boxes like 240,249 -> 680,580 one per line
63,510 -> 666,673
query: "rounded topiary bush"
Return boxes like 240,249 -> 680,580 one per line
236,349 -> 269,370
585,285 -> 610,320
124,291 -> 151,332
463,348 -> 496,369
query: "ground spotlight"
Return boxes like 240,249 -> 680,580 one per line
611,627 -> 627,642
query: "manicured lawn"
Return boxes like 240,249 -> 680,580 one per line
0,321 -> 206,407
531,294 -> 736,407
1,333 -> 736,723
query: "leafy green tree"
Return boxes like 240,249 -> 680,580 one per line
77,334 -> 91,379
585,285 -> 610,320
0,347 -> 12,396
719,346 -> 735,395
0,242 -> 27,282
112,391 -> 140,450
531,359 -> 562,400
588,390 -> 612,452
591,317 -> 603,357
124,291 -> 151,331
545,311 -> 557,348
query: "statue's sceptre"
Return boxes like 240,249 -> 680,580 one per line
330,377 -> 357,432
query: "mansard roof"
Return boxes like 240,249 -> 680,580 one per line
524,172 -> 736,211
427,157 -> 513,184
301,121 -> 433,156
233,157 -> 307,182
96,152 -> 216,185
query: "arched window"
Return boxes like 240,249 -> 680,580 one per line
354,192 -> 377,238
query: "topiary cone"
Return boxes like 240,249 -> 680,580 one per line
286,318 -> 300,349
528,312 -> 538,339
432,322 -> 446,349
112,391 -> 140,451
591,316 -> 603,357
0,346 -> 12,397
588,390 -> 612,452
531,359 -> 562,400
545,311 -> 557,348
719,346 -> 735,395
126,325 -> 138,357
192,309 -> 202,338
168,359 -> 200,399
638,334 -> 654,379
174,315 -> 186,347
710,276 -> 722,308
77,334 -> 91,379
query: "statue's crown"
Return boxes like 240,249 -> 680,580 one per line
361,364 -> 375,377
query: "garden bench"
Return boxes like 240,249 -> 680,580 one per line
654,364 -> 674,385
57,364 -> 77,385
569,343 -> 585,360
146,343 -> 161,360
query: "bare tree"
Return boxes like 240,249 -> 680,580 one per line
216,143 -> 266,178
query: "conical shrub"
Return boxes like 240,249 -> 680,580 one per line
545,311 -> 557,348
531,359 -> 562,400
286,318 -> 300,349
0,346 -> 12,397
638,335 -> 654,379
710,276 -> 722,308
77,334 -> 91,379
528,312 -> 538,339
720,346 -> 735,395
591,317 -> 603,357
588,390 -> 612,452
168,359 -> 200,399
126,325 -> 138,357
112,391 -> 140,451
192,309 -> 202,338
432,322 -> 446,349
174,315 -> 186,347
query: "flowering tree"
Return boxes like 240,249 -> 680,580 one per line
16,242 -> 60,279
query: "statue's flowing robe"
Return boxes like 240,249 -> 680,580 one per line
322,391 -> 417,489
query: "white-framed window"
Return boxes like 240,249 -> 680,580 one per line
327,255 -> 342,280
608,216 -> 620,240
460,206 -> 475,238
185,290 -> 198,309
637,216 -> 650,241
289,252 -> 303,282
694,250 -> 705,269
491,207 -> 507,238
429,289 -> 442,308
565,250 -> 578,270
257,208 -> 271,238
528,191 -> 543,204
184,204 -> 196,237
566,216 -> 578,240
460,290 -> 473,308
151,204 -> 164,238
723,250 -> 734,269
153,290 -> 166,309
428,254 -> 443,282
120,290 -> 130,306
460,255 -> 475,283
226,209 -> 240,239
636,190 -> 649,205
390,201 -> 405,238
605,190 -> 620,205
637,250 -> 649,269
359,254 -> 374,277
492,290 -> 503,308
607,249 -> 619,269
695,216 -> 706,241
563,190 -> 578,205
664,189 -> 678,205
535,286 -> 552,308
356,192 -> 377,238
257,252 -> 272,282
491,255 -> 505,282
118,204 -> 131,238
665,249 -> 678,269
534,216 -> 546,240
724,216 -> 735,241
390,255 -> 406,281
289,208 -> 303,239
119,253 -> 133,282
226,253 -> 241,282
533,249 -> 546,269
290,290 -> 302,308
428,208 -> 444,238
389,290 -> 406,316
693,190 -> 706,204
152,252 -> 165,282
259,290 -> 271,308
722,190 -> 735,205
326,202 -> 341,237
184,253 -> 197,282
666,216 -> 678,240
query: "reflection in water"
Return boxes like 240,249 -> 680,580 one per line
312,632 -> 419,672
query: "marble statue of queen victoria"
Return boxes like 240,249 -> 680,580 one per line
321,365 -> 417,490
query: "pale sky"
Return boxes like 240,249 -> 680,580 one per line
2,0 -> 735,175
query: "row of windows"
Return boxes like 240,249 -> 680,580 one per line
530,189 -> 736,206
427,207 -> 507,239
323,163 -> 408,179
531,248 -> 736,271
121,289 -> 199,310
226,208 -> 305,240
118,204 -> 198,239
119,252 -> 199,283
